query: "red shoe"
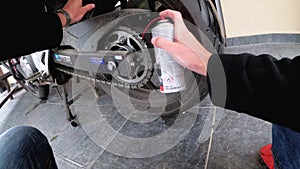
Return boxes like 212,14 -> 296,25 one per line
260,144 -> 275,169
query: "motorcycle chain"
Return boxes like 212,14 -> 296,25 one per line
55,64 -> 153,89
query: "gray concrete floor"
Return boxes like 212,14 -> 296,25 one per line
1,42 -> 300,169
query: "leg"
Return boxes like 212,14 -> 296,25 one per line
272,124 -> 300,169
0,126 -> 58,169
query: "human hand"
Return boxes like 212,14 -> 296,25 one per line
151,9 -> 212,76
59,0 -> 95,27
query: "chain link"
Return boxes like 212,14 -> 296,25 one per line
56,66 -> 152,89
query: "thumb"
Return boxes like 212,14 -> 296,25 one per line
151,37 -> 176,52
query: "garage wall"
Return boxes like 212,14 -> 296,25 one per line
219,0 -> 300,38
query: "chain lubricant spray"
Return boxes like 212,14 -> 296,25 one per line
151,19 -> 186,93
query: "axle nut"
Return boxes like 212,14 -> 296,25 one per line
107,61 -> 117,71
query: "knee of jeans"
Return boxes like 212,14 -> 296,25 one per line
7,126 -> 47,143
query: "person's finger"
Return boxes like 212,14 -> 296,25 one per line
159,9 -> 180,19
82,3 -> 95,12
159,9 -> 187,34
152,36 -> 190,57
151,37 -> 194,66
159,10 -> 184,24
151,37 -> 176,50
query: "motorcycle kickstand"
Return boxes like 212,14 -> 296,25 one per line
61,83 -> 79,127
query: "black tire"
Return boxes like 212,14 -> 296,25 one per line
96,0 -> 223,116
19,81 -> 50,100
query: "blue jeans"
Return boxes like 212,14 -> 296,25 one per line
0,126 -> 58,169
272,124 -> 300,169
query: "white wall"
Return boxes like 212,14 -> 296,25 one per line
220,0 -> 300,38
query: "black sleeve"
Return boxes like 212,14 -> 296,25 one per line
207,53 -> 300,132
1,5 -> 63,61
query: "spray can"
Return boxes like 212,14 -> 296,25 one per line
151,19 -> 186,93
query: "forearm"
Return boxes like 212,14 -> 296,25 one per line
1,13 -> 63,61
207,53 -> 300,132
